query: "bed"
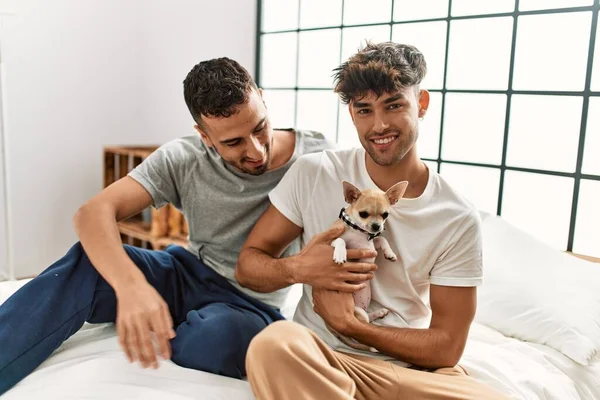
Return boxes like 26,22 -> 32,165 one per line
1,212 -> 599,399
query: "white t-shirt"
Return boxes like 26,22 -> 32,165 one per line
269,147 -> 483,366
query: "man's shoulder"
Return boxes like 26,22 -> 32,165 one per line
436,173 -> 476,206
294,146 -> 360,170
158,134 -> 205,153
432,170 -> 482,227
295,129 -> 337,155
150,134 -> 208,164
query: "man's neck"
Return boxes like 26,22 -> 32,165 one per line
365,149 -> 429,199
269,129 -> 296,171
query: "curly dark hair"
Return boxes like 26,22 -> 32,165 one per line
333,41 -> 427,104
183,57 -> 258,127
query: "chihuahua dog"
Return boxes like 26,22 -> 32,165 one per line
327,180 -> 408,352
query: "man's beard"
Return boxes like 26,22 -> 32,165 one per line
364,128 -> 417,167
236,142 -> 272,176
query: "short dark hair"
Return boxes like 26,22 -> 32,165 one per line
183,57 -> 258,127
333,41 -> 427,104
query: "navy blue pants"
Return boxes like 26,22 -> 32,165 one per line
0,242 -> 284,395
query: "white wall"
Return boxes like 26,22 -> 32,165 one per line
0,65 -> 7,280
138,0 -> 257,141
0,0 -> 257,278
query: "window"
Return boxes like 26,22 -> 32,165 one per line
257,1 -> 600,257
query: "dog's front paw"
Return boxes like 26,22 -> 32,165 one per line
369,308 -> 389,322
333,246 -> 347,264
384,251 -> 397,261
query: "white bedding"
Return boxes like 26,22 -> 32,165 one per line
1,280 -> 599,400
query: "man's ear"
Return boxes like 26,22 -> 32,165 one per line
342,181 -> 362,204
418,89 -> 430,119
194,124 -> 213,148
258,87 -> 267,107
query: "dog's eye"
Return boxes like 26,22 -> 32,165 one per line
359,211 -> 369,219
382,212 -> 389,219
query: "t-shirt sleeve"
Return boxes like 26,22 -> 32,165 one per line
128,143 -> 183,209
301,130 -> 338,153
430,210 -> 483,287
268,154 -> 319,228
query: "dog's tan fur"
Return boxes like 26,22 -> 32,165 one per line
326,181 -> 408,352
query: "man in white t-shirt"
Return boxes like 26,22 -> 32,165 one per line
235,42 -> 509,400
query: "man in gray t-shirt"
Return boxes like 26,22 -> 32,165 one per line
128,128 -> 327,308
0,57 -> 333,395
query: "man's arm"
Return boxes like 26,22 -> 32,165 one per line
73,176 -> 175,369
236,204 -> 379,293
74,177 -> 152,291
313,284 -> 476,369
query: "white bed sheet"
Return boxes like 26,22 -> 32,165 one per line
461,323 -> 600,400
2,280 -> 599,400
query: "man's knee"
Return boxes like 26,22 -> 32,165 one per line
246,320 -> 312,368
66,242 -> 99,278
171,306 -> 265,378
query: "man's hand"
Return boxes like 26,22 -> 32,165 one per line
292,224 -> 378,292
115,282 -> 176,369
313,288 -> 360,334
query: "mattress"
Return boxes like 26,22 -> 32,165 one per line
1,280 -> 599,400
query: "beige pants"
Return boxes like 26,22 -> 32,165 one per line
246,321 -> 510,400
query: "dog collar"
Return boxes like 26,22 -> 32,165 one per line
339,208 -> 382,241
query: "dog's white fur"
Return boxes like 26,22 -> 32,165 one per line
327,180 -> 408,353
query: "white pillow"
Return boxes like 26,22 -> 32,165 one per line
475,212 -> 600,365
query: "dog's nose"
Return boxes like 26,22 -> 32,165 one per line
371,222 -> 381,231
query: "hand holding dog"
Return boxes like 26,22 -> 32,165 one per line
313,287 -> 360,335
292,223 -> 378,292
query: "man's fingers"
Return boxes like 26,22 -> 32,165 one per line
135,317 -> 158,368
150,309 -> 173,360
126,323 -> 140,363
317,224 -> 345,243
117,322 -> 134,363
341,272 -> 373,282
343,262 -> 378,273
346,249 -> 378,260
162,306 -> 176,339
336,282 -> 368,293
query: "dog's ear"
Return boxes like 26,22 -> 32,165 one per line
385,181 -> 409,205
342,181 -> 362,203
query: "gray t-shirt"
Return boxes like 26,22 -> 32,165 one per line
128,129 -> 334,308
